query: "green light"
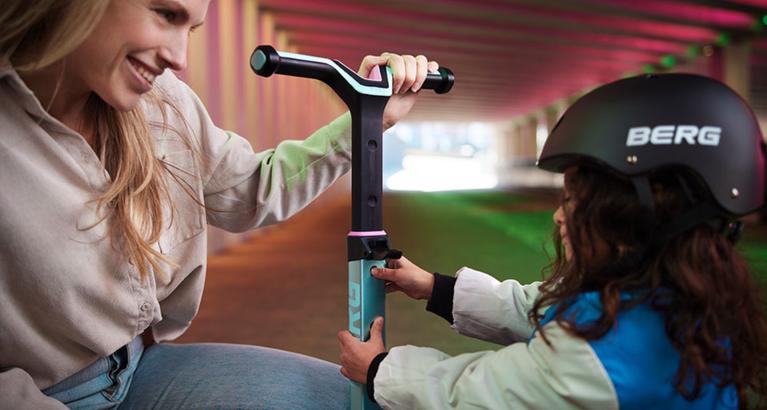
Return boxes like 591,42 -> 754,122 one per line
686,46 -> 699,58
752,17 -> 765,31
642,64 -> 656,74
660,55 -> 676,68
715,33 -> 730,47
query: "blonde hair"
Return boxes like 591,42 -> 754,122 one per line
2,0 -> 183,280
1,1 -> 109,71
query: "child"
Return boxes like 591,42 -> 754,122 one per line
338,73 -> 767,409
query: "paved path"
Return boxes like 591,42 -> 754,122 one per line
176,185 -> 767,365
176,186 -> 556,363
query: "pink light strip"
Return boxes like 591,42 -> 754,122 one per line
348,231 -> 387,237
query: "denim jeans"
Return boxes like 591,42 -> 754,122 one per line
43,337 -> 350,409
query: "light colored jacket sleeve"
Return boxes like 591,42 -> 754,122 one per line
374,321 -> 618,410
0,368 -> 67,409
156,71 -> 352,233
452,267 -> 544,344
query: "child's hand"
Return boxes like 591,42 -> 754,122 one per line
372,256 -> 435,300
338,317 -> 386,384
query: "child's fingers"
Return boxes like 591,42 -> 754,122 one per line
337,330 -> 354,346
339,366 -> 351,379
385,282 -> 403,294
386,258 -> 403,269
369,317 -> 385,344
372,266 -> 398,281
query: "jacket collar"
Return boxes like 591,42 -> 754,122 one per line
0,60 -> 65,125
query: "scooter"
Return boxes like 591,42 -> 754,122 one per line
251,45 -> 454,409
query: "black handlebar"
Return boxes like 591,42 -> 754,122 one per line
423,67 -> 455,94
251,45 -> 454,94
249,44 -> 454,231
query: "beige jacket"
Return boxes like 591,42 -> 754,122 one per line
374,268 -> 618,410
0,65 -> 352,409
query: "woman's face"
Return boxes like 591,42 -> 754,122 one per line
553,167 -> 577,261
65,0 -> 209,111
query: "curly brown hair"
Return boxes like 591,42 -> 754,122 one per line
530,165 -> 767,409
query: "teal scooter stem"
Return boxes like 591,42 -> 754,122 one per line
250,45 -> 454,409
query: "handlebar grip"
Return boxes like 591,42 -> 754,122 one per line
251,45 -> 336,79
251,45 -> 280,77
423,68 -> 454,94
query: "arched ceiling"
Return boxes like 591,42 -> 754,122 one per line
258,0 -> 767,122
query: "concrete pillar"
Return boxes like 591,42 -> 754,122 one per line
544,105 -> 562,133
494,121 -> 517,187
721,40 -> 766,144
501,122 -> 519,164
723,39 -> 752,102
517,117 -> 538,162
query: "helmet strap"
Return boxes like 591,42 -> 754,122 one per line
655,202 -> 724,243
631,175 -> 656,241
630,175 -> 739,248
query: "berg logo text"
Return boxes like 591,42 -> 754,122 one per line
626,125 -> 721,147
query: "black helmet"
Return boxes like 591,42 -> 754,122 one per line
538,73 -> 766,221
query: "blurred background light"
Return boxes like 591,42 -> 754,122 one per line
383,122 -> 499,192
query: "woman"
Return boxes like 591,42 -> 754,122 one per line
0,0 -> 439,408
339,73 -> 767,409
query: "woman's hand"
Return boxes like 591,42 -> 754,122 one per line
372,256 -> 435,300
358,53 -> 439,130
338,317 -> 386,384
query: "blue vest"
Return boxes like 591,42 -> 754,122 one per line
538,292 -> 738,409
